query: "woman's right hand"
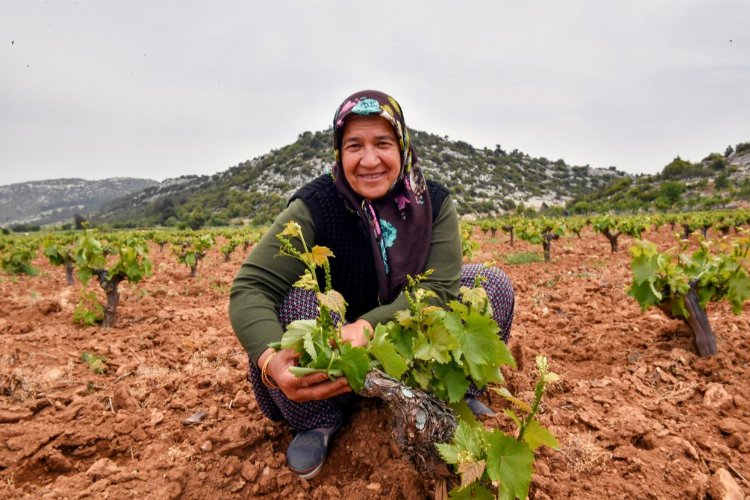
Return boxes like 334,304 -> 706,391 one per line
259,348 -> 351,402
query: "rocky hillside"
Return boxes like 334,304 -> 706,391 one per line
96,129 -> 627,227
568,142 -> 750,213
0,178 -> 159,227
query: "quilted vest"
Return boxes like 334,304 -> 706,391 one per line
290,174 -> 449,320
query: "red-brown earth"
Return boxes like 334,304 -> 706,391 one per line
0,226 -> 748,499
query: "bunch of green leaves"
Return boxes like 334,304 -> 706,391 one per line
436,356 -> 560,500
269,221 -> 370,392
43,234 -> 76,267
0,240 -> 39,275
629,234 -> 750,319
73,290 -> 105,326
516,217 -> 566,246
460,221 -> 479,260
220,237 -> 241,261
371,272 -> 515,403
75,230 -> 152,286
80,351 -> 107,374
172,233 -> 215,275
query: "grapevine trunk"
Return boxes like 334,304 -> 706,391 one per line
96,271 -> 123,328
65,263 -> 74,286
684,287 -> 717,357
359,369 -> 456,476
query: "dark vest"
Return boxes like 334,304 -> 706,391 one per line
290,175 -> 449,321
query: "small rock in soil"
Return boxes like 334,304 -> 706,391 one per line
703,384 -> 733,410
86,458 -> 119,480
182,410 -> 206,425
113,382 -> 140,412
240,462 -> 258,482
708,468 -> 744,500
149,409 -> 164,426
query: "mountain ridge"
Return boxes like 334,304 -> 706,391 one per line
93,128 -> 628,227
0,177 -> 159,227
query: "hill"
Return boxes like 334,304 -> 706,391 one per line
0,178 -> 159,228
95,129 -> 627,227
567,142 -> 750,213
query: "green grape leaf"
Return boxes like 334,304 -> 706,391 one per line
448,483 -> 493,500
434,362 -> 471,403
444,310 -> 514,384
337,343 -> 369,393
631,252 -> 658,285
521,418 -> 559,451
386,322 -> 415,361
459,286 -> 489,312
368,324 -> 408,380
502,408 -> 522,428
436,420 -> 485,464
302,332 -> 317,360
280,319 -> 316,351
485,431 -> 534,500
413,322 -> 457,364
628,280 -> 662,310
492,387 -> 532,413
450,400 -> 479,427
411,368 -> 432,390
728,273 -> 750,314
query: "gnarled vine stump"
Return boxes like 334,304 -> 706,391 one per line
360,369 -> 457,475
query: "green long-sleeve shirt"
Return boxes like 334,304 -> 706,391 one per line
228,196 -> 462,365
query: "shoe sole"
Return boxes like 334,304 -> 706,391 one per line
294,461 -> 325,480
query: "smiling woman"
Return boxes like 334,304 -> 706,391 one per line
229,89 -> 515,480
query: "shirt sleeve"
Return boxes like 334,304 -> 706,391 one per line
360,196 -> 462,327
228,199 -> 316,366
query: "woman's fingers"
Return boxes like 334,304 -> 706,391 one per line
289,376 -> 351,402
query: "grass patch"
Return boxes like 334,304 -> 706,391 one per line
504,251 -> 543,265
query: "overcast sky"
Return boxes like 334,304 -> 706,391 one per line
1,0 -> 748,186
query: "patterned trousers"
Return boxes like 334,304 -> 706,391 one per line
247,264 -> 514,431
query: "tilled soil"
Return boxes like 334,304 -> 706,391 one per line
0,226 -> 748,499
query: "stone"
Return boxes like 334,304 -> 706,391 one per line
240,462 -> 259,482
112,382 -> 140,412
200,440 -> 213,452
233,390 -> 252,409
86,458 -> 120,480
708,468 -> 743,500
703,384 -> 733,410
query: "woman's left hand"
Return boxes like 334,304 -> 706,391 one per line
340,319 -> 373,347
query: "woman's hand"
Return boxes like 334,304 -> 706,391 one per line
258,348 -> 351,402
340,319 -> 373,348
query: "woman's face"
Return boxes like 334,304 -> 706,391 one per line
341,115 -> 401,200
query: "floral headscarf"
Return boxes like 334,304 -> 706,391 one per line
331,90 -> 433,304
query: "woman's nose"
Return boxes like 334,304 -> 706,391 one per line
360,146 -> 379,167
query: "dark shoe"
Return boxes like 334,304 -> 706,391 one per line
465,397 -> 494,416
286,424 -> 340,479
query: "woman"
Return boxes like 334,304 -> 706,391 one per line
229,90 -> 514,479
